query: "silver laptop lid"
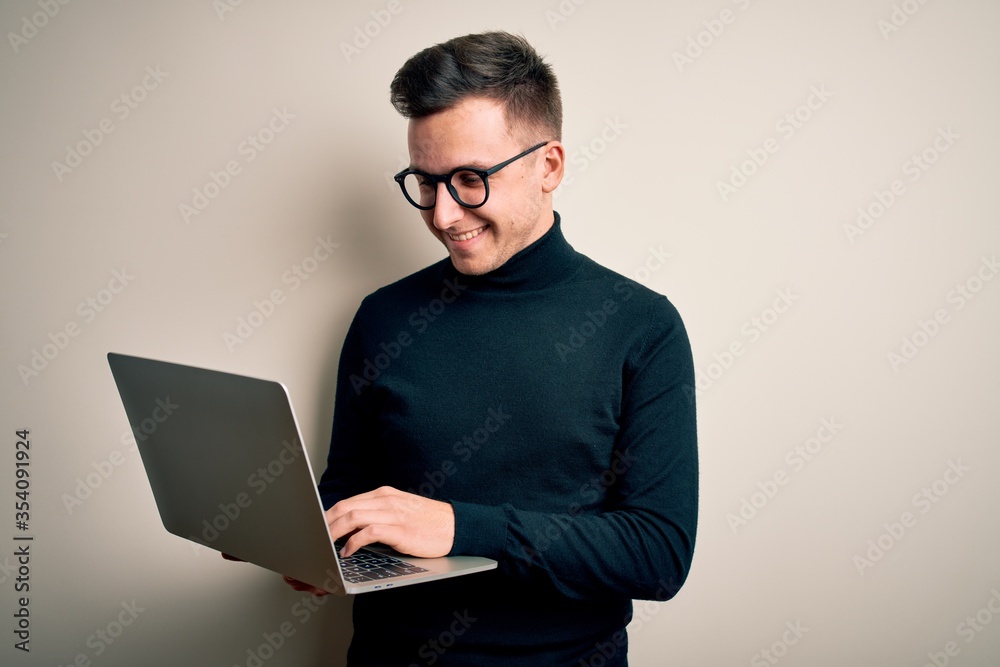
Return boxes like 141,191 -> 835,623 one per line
107,352 -> 345,592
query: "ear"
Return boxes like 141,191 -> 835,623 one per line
539,141 -> 565,194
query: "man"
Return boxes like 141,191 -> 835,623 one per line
302,31 -> 697,665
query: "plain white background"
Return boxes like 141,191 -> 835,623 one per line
2,1 -> 998,665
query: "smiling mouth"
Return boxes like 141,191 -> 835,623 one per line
448,225 -> 488,242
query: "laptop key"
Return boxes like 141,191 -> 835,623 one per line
336,543 -> 433,583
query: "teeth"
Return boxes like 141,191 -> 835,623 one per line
449,226 -> 486,242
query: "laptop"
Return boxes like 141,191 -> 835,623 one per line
106,352 -> 497,595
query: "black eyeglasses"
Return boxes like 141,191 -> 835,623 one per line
393,142 -> 549,210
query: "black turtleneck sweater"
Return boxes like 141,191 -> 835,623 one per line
318,213 -> 697,666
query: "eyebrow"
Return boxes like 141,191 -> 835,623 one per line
409,159 -> 491,174
458,159 -> 493,170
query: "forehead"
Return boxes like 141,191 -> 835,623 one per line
406,97 -> 517,171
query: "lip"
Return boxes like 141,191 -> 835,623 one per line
446,224 -> 489,244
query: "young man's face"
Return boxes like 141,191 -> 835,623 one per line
406,97 -> 562,276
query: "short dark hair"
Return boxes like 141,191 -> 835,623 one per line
390,31 -> 562,141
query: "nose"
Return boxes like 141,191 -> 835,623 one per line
432,182 -> 464,230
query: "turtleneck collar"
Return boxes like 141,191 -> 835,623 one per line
441,212 -> 581,293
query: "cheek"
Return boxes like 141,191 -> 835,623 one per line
504,174 -> 539,213
486,189 -> 533,229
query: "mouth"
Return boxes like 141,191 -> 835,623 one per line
447,225 -> 488,243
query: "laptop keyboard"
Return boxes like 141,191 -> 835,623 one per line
337,545 -> 429,584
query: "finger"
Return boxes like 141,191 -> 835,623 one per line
282,575 -> 328,596
325,487 -> 404,521
339,524 -> 399,558
327,506 -> 403,543
329,510 -> 402,551
326,489 -> 402,523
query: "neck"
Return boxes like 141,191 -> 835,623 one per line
443,212 -> 580,293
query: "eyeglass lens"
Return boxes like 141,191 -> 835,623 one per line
400,169 -> 488,209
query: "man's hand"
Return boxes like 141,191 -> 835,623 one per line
282,575 -> 329,596
221,552 -> 331,596
326,486 -> 455,558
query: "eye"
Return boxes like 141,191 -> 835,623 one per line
455,171 -> 484,188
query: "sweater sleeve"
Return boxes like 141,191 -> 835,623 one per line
449,297 -> 698,602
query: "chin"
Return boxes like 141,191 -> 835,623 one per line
450,257 -> 487,276
450,250 -> 504,276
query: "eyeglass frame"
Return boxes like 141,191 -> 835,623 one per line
393,141 -> 550,211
